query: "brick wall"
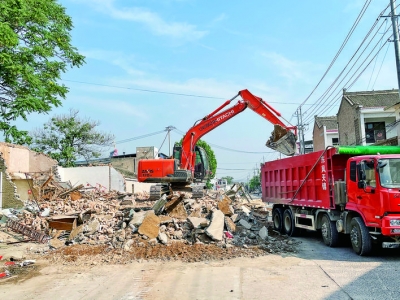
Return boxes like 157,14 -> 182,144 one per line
338,100 -> 357,145
313,125 -> 325,151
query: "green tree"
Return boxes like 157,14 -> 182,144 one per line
0,0 -> 85,144
221,176 -> 234,184
249,174 -> 261,192
31,109 -> 114,167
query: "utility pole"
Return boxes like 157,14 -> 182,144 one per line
295,106 -> 308,154
390,0 -> 400,97
300,106 -> 306,153
383,0 -> 400,96
165,125 -> 175,157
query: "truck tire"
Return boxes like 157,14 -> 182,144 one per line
283,209 -> 298,237
272,207 -> 283,233
321,214 -> 339,247
350,217 -> 372,256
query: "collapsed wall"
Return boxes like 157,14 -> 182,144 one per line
0,153 -> 23,209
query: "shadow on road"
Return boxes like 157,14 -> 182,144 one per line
285,231 -> 400,299
288,230 -> 400,263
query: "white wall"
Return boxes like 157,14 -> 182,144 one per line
125,179 -> 152,194
57,166 -> 126,192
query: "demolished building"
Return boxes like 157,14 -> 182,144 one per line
0,142 -> 57,209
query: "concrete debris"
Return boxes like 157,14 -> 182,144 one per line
217,195 -> 233,216
259,226 -> 268,240
205,210 -> 225,241
0,179 -> 302,264
138,211 -> 160,239
187,217 -> 209,229
151,194 -> 167,215
238,219 -> 252,230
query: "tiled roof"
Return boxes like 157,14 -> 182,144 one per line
314,116 -> 337,130
343,89 -> 399,108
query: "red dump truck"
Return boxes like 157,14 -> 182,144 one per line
261,146 -> 400,255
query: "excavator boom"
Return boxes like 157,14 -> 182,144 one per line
180,89 -> 297,173
137,89 -> 297,199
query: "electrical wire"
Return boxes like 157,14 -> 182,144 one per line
302,8 -> 391,124
297,0 -> 373,110
302,19 -> 394,126
371,41 -> 391,89
172,127 -> 276,154
62,79 -> 224,100
62,78 -> 308,105
115,129 -> 166,144
367,19 -> 389,90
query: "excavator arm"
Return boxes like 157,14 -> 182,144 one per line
180,89 -> 297,173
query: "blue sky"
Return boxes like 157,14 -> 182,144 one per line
12,0 -> 400,182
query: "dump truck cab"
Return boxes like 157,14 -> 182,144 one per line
346,155 -> 400,237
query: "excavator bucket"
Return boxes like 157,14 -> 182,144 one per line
266,124 -> 297,156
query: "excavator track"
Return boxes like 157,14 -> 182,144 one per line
149,184 -> 170,201
149,183 -> 205,200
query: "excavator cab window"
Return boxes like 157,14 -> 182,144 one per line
173,145 -> 182,169
194,146 -> 210,181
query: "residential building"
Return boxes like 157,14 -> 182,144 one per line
313,116 -> 339,151
337,89 -> 399,146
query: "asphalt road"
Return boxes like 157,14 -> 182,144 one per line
292,231 -> 400,300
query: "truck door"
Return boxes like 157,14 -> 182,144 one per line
355,160 -> 378,225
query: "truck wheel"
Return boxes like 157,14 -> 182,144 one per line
272,207 -> 283,233
350,217 -> 372,256
321,214 -> 339,247
283,209 -> 298,236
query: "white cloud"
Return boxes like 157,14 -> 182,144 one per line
72,96 -> 149,119
261,52 -> 323,84
82,49 -> 146,76
82,0 -> 207,41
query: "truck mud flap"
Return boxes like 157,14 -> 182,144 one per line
266,125 -> 297,156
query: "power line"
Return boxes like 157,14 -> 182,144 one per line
62,79 -> 223,99
304,16 -> 388,119
304,29 -> 392,124
172,128 -> 275,154
301,6 -> 396,126
115,130 -> 166,144
63,78 -> 339,107
297,0 -> 373,110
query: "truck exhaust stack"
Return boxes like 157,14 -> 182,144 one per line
266,124 -> 297,156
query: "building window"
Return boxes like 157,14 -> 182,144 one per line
332,138 -> 339,145
365,122 -> 386,143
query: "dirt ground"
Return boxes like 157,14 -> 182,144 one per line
0,225 -> 298,284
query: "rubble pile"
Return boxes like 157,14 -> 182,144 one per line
0,183 -> 299,264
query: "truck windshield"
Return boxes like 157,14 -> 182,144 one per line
378,158 -> 400,188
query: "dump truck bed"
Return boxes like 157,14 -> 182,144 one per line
261,147 -> 352,209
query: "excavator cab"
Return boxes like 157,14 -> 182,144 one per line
266,124 -> 297,156
173,145 -> 211,182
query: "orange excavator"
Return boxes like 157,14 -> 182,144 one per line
138,89 -> 297,199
